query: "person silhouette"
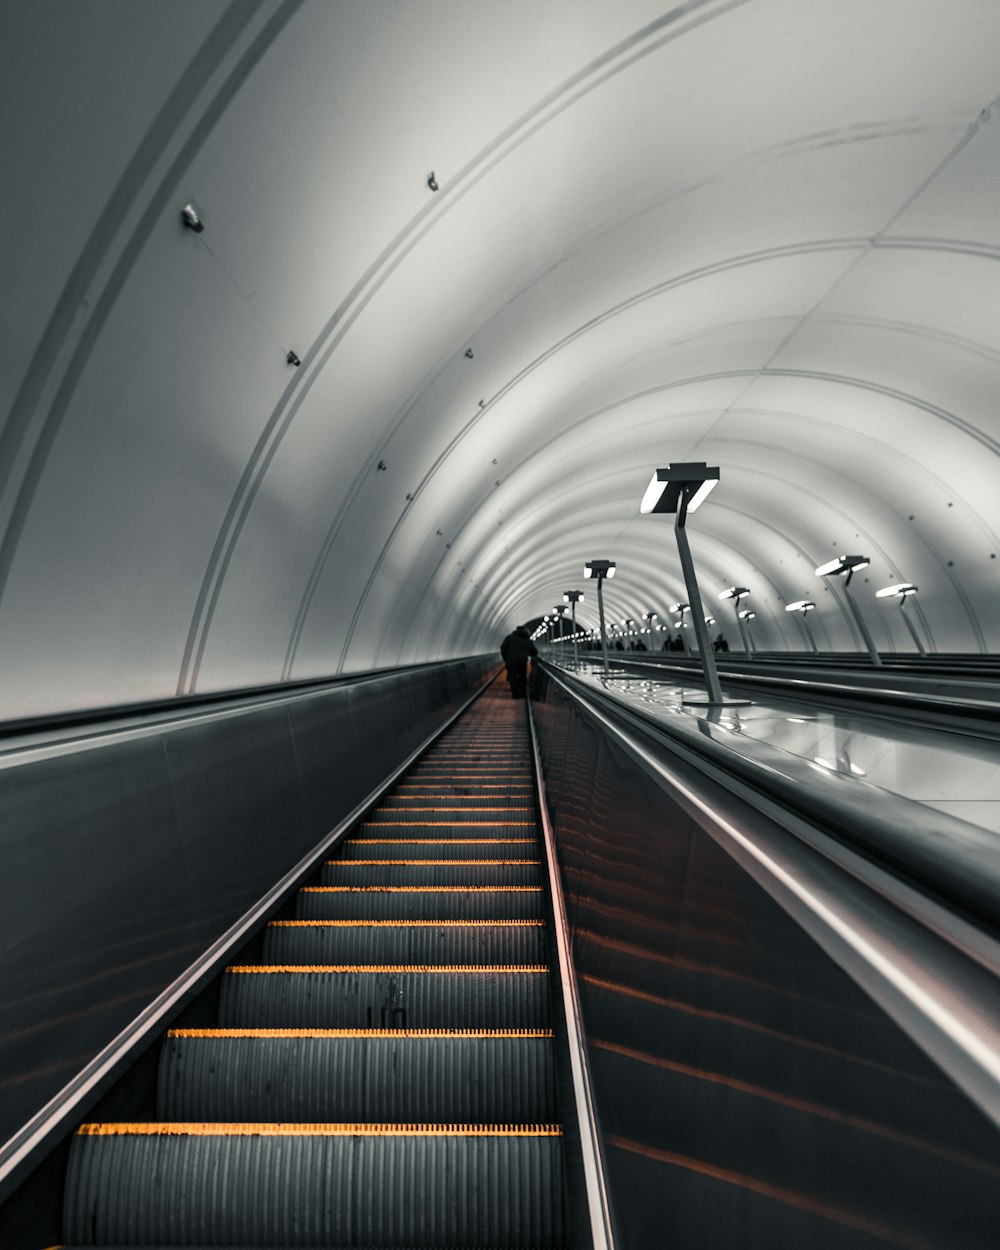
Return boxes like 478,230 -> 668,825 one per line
499,625 -> 537,698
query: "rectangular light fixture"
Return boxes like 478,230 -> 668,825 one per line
785,600 -> 815,612
640,462 -> 720,514
584,560 -> 616,579
876,583 -> 917,598
815,555 -> 870,576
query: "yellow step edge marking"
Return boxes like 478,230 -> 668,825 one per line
77,1122 -> 562,1138
226,964 -> 549,974
270,919 -> 544,927
167,1028 -> 554,1039
325,859 -> 541,866
301,886 -> 541,893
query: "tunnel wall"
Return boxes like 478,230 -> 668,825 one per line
0,656 -> 494,1153
531,672 -> 1000,1249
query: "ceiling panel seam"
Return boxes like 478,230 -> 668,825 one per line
290,243 -> 871,676
0,0 -> 293,609
180,0 -> 763,690
362,355 -> 998,667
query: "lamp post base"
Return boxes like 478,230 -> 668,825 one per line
682,695 -> 753,707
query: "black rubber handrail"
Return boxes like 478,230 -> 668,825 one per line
0,654 -> 493,742
541,662 -> 1000,937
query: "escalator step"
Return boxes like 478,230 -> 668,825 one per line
158,1030 -> 558,1122
263,919 -> 547,964
218,965 -> 552,1029
340,839 -> 539,859
295,886 -> 544,921
320,861 -> 541,887
64,1126 -> 564,1247
392,785 -> 533,796
382,795 -> 540,805
359,823 -> 536,837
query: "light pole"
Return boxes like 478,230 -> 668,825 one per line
816,555 -> 881,666
719,587 -> 753,658
640,461 -> 739,706
564,590 -> 584,664
785,600 -> 818,652
669,602 -> 691,653
552,605 -> 568,653
739,608 -> 756,653
584,559 -> 616,677
876,583 -> 925,656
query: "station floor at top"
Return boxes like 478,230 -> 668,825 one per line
550,657 -> 1000,837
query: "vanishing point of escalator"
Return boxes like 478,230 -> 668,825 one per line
62,682 -> 567,1246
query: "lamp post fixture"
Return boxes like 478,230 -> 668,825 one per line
639,461 -> 738,706
738,608 -> 756,653
584,560 -> 616,676
564,590 -> 584,664
669,602 -> 691,653
719,587 -> 753,659
785,600 -> 818,652
876,583 -> 925,656
815,555 -> 881,667
552,604 -> 568,651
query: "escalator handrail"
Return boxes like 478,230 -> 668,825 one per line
527,692 -> 615,1250
535,662 -> 1000,1134
541,661 -> 1000,940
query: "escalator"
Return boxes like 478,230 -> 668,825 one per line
60,681 -> 571,1247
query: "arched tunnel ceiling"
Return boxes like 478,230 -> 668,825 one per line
3,0 -> 1000,716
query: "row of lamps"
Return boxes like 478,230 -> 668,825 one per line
555,461 -> 923,706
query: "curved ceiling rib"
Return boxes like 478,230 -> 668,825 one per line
2,1 -> 1000,717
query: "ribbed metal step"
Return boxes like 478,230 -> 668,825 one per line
367,806 -> 535,821
64,1126 -> 564,1247
339,838 -> 540,860
382,794 -> 534,807
320,860 -> 541,887
358,822 -> 536,837
295,886 -> 544,921
393,784 -> 533,795
218,966 -> 552,1029
263,919 -> 547,964
158,1030 -> 558,1122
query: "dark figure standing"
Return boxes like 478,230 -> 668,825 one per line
500,625 -> 537,699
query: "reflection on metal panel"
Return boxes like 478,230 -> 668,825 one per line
0,658 -> 493,1149
532,678 -> 1000,1249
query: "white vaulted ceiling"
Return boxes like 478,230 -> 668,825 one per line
2,0 -> 1000,716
